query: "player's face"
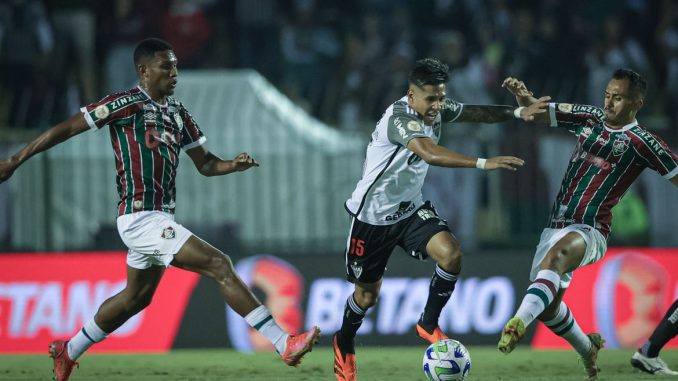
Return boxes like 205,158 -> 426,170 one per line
139,50 -> 178,100
603,78 -> 642,127
407,83 -> 446,125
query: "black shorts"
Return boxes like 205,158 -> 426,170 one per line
344,201 -> 451,283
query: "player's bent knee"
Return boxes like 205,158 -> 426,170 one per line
355,291 -> 379,309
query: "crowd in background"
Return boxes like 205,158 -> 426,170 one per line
1,0 -> 678,142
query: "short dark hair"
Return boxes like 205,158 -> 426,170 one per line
408,58 -> 449,87
133,38 -> 173,66
612,68 -> 647,100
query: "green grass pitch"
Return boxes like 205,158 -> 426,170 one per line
1,346 -> 676,380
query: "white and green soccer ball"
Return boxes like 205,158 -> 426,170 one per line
422,339 -> 471,381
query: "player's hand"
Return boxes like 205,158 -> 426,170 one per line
502,77 -> 533,98
485,156 -> 524,171
519,96 -> 551,121
0,158 -> 18,183
232,152 -> 259,171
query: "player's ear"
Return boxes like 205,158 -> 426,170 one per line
407,86 -> 415,102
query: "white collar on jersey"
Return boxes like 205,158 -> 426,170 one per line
137,85 -> 169,107
604,119 -> 638,133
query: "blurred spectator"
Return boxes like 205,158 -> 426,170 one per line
0,0 -> 54,128
99,0 -> 149,94
162,0 -> 213,69
234,0 -> 280,78
47,0 -> 97,107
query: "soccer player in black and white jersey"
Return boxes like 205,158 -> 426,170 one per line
0,38 -> 320,381
333,58 -> 549,381
631,299 -> 678,376
499,70 -> 678,380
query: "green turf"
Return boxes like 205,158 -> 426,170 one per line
1,346 -> 676,381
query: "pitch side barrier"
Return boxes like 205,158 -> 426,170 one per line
1,248 -> 677,353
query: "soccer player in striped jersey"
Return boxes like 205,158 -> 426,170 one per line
0,38 -> 319,381
498,69 -> 678,380
333,57 -> 549,381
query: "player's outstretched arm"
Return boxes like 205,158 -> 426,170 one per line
501,77 -> 552,123
407,137 -> 524,171
0,112 -> 90,183
454,97 -> 550,124
187,146 -> 259,177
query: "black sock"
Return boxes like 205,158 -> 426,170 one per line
641,299 -> 678,357
419,265 -> 457,332
337,294 -> 366,353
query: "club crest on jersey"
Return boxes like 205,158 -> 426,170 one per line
161,226 -> 176,239
612,134 -> 630,156
94,105 -> 110,119
582,127 -> 593,137
351,262 -> 363,279
407,120 -> 422,132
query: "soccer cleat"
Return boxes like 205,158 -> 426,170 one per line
333,333 -> 357,381
631,351 -> 678,376
49,340 -> 79,381
580,333 -> 605,381
497,317 -> 526,354
415,323 -> 449,344
280,326 -> 320,367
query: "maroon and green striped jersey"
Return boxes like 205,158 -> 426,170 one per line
547,102 -> 678,238
80,86 -> 206,216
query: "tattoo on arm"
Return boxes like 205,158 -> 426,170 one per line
454,105 -> 514,123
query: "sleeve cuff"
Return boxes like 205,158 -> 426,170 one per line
182,136 -> 207,151
80,107 -> 98,130
549,103 -> 557,127
663,166 -> 678,180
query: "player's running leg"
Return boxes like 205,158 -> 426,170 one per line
541,300 -> 605,379
172,235 -> 319,367
499,232 -> 586,353
51,264 -> 166,380
416,231 -> 460,343
334,281 -> 380,381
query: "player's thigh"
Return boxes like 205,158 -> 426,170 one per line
530,224 -> 606,288
344,217 -> 398,284
123,265 -> 165,301
400,202 -> 455,263
171,235 -> 232,277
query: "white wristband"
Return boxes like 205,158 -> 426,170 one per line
476,158 -> 487,170
513,106 -> 525,119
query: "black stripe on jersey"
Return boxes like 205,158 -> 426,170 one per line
348,145 -> 402,217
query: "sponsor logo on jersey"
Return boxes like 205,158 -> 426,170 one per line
634,129 -> 667,155
385,201 -> 416,221
161,226 -> 176,239
407,120 -> 422,132
108,94 -> 145,111
394,118 -> 408,139
417,209 -> 436,221
94,105 -> 110,119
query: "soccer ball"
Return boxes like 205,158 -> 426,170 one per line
422,339 -> 471,381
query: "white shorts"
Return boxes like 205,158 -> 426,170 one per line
530,224 -> 607,288
116,211 -> 193,270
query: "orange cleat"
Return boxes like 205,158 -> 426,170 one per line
416,323 -> 449,344
333,333 -> 357,381
49,340 -> 79,381
280,326 -> 320,367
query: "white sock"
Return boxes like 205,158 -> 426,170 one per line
67,319 -> 108,360
515,269 -> 560,326
543,302 -> 591,355
244,305 -> 289,353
